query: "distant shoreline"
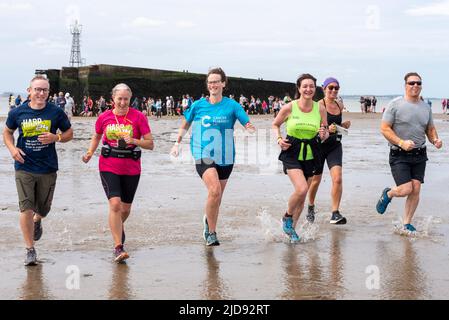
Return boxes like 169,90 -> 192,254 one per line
1,112 -> 448,122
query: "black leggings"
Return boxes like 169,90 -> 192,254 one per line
100,172 -> 140,204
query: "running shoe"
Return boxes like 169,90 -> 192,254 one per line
330,211 -> 347,224
306,205 -> 316,224
114,245 -> 129,263
203,215 -> 209,241
24,248 -> 37,266
289,229 -> 301,243
34,218 -> 42,241
282,215 -> 294,235
376,187 -> 392,214
403,224 -> 417,232
206,232 -> 220,246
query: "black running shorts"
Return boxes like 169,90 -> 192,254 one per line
282,160 -> 316,179
195,158 -> 234,180
314,142 -> 343,175
389,153 -> 427,186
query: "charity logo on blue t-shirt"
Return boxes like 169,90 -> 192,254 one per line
5,102 -> 71,173
183,97 -> 249,165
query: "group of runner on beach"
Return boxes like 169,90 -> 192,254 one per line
2,69 -> 442,266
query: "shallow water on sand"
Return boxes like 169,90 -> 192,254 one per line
1,114 -> 449,299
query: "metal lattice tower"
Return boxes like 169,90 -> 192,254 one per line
69,20 -> 83,67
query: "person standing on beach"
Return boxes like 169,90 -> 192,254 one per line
307,77 -> 351,225
64,93 -> 74,121
82,83 -> 154,263
15,95 -> 22,108
56,92 -> 66,109
273,73 -> 329,243
359,96 -> 365,113
376,72 -> 442,232
9,94 -> 16,110
170,68 -> 255,246
3,75 -> 73,266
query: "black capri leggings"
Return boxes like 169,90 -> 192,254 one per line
100,171 -> 140,204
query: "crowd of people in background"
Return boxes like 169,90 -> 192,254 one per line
359,96 -> 377,113
8,92 -> 448,117
9,92 -> 306,118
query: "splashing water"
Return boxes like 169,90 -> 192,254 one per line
297,220 -> 320,243
392,215 -> 438,240
256,207 -> 284,242
256,207 -> 320,243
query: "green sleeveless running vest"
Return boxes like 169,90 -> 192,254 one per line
286,100 -> 321,160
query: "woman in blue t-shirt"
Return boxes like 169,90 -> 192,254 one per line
170,68 -> 255,246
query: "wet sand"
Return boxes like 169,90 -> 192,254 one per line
1,113 -> 449,299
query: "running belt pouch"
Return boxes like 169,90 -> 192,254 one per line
101,146 -> 111,158
131,149 -> 141,160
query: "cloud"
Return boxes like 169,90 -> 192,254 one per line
0,2 -> 32,11
28,38 -> 68,55
130,17 -> 166,28
405,1 -> 449,16
221,41 -> 293,48
175,20 -> 195,28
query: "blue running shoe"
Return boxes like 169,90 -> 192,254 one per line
403,224 -> 417,232
203,215 -> 210,241
289,230 -> 301,243
376,187 -> 392,214
206,232 -> 220,246
282,216 -> 294,235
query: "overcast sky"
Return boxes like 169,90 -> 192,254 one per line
1,0 -> 448,97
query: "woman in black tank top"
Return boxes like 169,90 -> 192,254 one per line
307,77 -> 351,225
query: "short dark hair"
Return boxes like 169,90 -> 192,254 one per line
30,75 -> 50,87
404,72 -> 421,82
207,67 -> 227,85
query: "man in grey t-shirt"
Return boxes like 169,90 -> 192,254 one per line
376,72 -> 442,233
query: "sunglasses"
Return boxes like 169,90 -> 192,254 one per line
407,81 -> 422,86
327,86 -> 340,91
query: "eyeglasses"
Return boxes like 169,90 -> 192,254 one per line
33,88 -> 50,93
207,80 -> 223,85
327,86 -> 340,91
407,81 -> 422,86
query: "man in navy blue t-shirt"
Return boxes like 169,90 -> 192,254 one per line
3,75 -> 73,266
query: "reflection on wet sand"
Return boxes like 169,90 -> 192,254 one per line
377,238 -> 428,299
109,263 -> 133,300
281,228 -> 347,299
328,228 -> 345,297
201,248 -> 229,300
281,245 -> 323,299
20,264 -> 52,300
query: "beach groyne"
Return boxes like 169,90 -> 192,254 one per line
38,64 -> 296,113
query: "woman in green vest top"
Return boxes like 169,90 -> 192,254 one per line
272,74 -> 329,243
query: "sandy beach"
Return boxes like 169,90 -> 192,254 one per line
1,113 -> 449,300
